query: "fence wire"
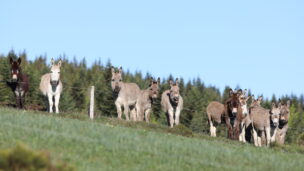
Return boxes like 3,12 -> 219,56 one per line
1,79 -> 303,134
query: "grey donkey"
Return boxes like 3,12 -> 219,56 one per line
249,96 -> 281,147
161,78 -> 183,128
111,67 -> 140,121
275,100 -> 291,145
206,101 -> 225,137
136,77 -> 160,122
249,96 -> 281,145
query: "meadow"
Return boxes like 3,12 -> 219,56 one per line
0,107 -> 304,171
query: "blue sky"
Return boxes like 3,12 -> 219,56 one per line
1,0 -> 303,98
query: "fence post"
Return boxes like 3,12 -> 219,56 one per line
89,86 -> 95,119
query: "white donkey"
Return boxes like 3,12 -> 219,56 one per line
111,67 -> 140,121
40,58 -> 63,113
161,78 -> 183,128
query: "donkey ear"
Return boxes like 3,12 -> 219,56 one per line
272,102 -> 276,108
175,78 -> 179,86
157,77 -> 161,84
149,77 -> 154,85
245,96 -> 250,101
169,79 -> 173,87
286,100 -> 290,108
278,102 -> 282,108
17,58 -> 21,65
111,67 -> 115,74
119,67 -> 123,74
258,96 -> 263,102
243,89 -> 247,96
9,57 -> 13,64
229,89 -> 234,96
58,59 -> 62,67
51,58 -> 55,65
237,89 -> 243,96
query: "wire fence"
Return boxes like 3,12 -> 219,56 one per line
1,79 -> 303,134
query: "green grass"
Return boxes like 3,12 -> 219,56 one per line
0,108 -> 304,171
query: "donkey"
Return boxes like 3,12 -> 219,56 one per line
40,58 -> 63,113
136,77 -> 160,122
243,95 -> 263,143
238,89 -> 250,143
224,89 -> 243,140
275,100 -> 290,145
161,78 -> 183,128
270,102 -> 281,143
249,96 -> 273,147
111,67 -> 141,121
7,57 -> 29,109
206,101 -> 225,137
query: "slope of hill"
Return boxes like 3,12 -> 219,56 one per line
0,108 -> 304,171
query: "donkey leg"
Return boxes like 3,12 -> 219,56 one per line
239,123 -> 246,143
135,104 -> 141,121
130,108 -> 137,121
239,123 -> 243,142
123,104 -> 130,121
20,90 -> 25,109
145,108 -> 151,123
257,132 -> 262,147
265,127 -> 271,147
48,94 -> 54,113
174,109 -> 181,126
115,101 -> 122,119
15,97 -> 20,109
21,97 -> 25,109
168,109 -> 174,128
252,128 -> 258,147
213,126 -> 217,137
54,94 -> 61,114
210,121 -> 215,137
138,107 -> 145,121
233,121 -> 240,140
271,128 -> 277,143
225,117 -> 233,139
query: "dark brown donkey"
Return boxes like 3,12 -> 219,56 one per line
224,89 -> 243,140
7,57 -> 29,109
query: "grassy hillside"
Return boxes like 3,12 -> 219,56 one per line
0,108 -> 304,171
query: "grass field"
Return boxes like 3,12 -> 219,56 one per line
0,108 -> 304,171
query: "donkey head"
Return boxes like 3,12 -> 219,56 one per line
279,100 -> 290,126
50,58 -> 62,86
149,77 -> 160,99
250,95 -> 263,108
9,57 -> 22,82
111,67 -> 123,93
169,78 -> 180,104
271,102 -> 281,127
228,89 -> 243,115
238,89 -> 250,116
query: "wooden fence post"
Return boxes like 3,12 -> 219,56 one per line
89,86 -> 95,119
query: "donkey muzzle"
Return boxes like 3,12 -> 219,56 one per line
11,78 -> 18,83
50,80 -> 59,86
279,120 -> 287,125
113,86 -> 121,93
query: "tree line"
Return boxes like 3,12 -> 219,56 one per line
0,50 -> 303,144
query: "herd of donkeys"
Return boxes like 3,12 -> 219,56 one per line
7,57 -> 290,147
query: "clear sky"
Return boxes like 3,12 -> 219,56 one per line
1,0 -> 303,98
